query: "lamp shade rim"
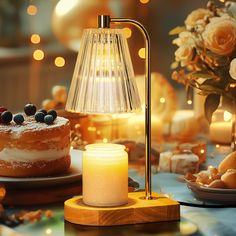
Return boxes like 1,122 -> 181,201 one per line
65,108 -> 141,115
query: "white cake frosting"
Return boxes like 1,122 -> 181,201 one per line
0,146 -> 70,162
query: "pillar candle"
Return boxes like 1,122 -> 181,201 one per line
209,122 -> 231,144
83,143 -> 128,207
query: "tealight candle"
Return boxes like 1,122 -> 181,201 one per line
83,143 -> 128,207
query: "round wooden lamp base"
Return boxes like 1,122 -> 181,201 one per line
64,192 -> 180,226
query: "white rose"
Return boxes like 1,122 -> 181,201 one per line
229,58 -> 236,80
175,46 -> 193,67
185,8 -> 213,30
173,31 -> 195,47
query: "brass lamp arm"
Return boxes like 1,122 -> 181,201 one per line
98,15 -> 152,200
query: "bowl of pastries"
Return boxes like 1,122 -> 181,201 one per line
185,151 -> 236,203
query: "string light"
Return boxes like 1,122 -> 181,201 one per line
138,48 -> 145,59
33,49 -> 44,61
27,5 -> 38,15
54,57 -> 65,67
30,34 -> 41,44
123,27 -> 132,38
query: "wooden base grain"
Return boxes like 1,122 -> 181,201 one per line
64,192 -> 180,226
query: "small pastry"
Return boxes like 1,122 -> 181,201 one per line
185,172 -> 197,182
208,179 -> 226,189
208,166 -> 221,181
221,169 -> 236,189
196,170 -> 212,185
218,151 -> 236,173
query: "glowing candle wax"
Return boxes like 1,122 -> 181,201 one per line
209,122 -> 231,144
83,143 -> 128,207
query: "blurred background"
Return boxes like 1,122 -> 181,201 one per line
0,0 -> 211,146
0,0 -> 208,111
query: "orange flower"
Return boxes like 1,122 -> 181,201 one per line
202,16 -> 236,56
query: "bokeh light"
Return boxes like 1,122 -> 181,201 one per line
187,100 -> 192,105
46,228 -> 52,235
160,97 -> 166,103
224,111 -> 232,122
123,27 -> 132,38
138,48 -> 145,59
33,49 -> 44,61
103,138 -> 108,143
54,57 -> 65,67
30,34 -> 41,44
27,5 -> 38,16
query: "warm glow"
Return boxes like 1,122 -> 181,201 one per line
30,34 -> 40,44
180,222 -> 198,235
160,97 -> 166,103
55,57 -> 65,67
88,126 -> 96,132
55,0 -> 78,16
140,0 -> 150,4
46,228 -> 52,235
187,100 -> 192,105
224,111 -> 232,122
83,143 -> 128,207
138,48 -> 145,59
200,149 -> 205,154
33,49 -> 44,61
27,5 -> 38,15
216,144 -> 220,149
103,138 -> 108,143
230,83 -> 236,88
123,27 -> 132,38
141,104 -> 145,112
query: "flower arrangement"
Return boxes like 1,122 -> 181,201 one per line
170,1 -> 236,121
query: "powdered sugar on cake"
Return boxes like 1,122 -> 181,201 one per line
0,116 -> 69,138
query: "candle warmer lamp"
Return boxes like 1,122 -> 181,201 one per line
64,15 -> 180,226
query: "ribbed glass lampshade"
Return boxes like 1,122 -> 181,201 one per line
66,28 -> 141,114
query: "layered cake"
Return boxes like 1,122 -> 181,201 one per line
0,105 -> 71,177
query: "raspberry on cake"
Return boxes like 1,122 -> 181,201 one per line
0,114 -> 71,177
